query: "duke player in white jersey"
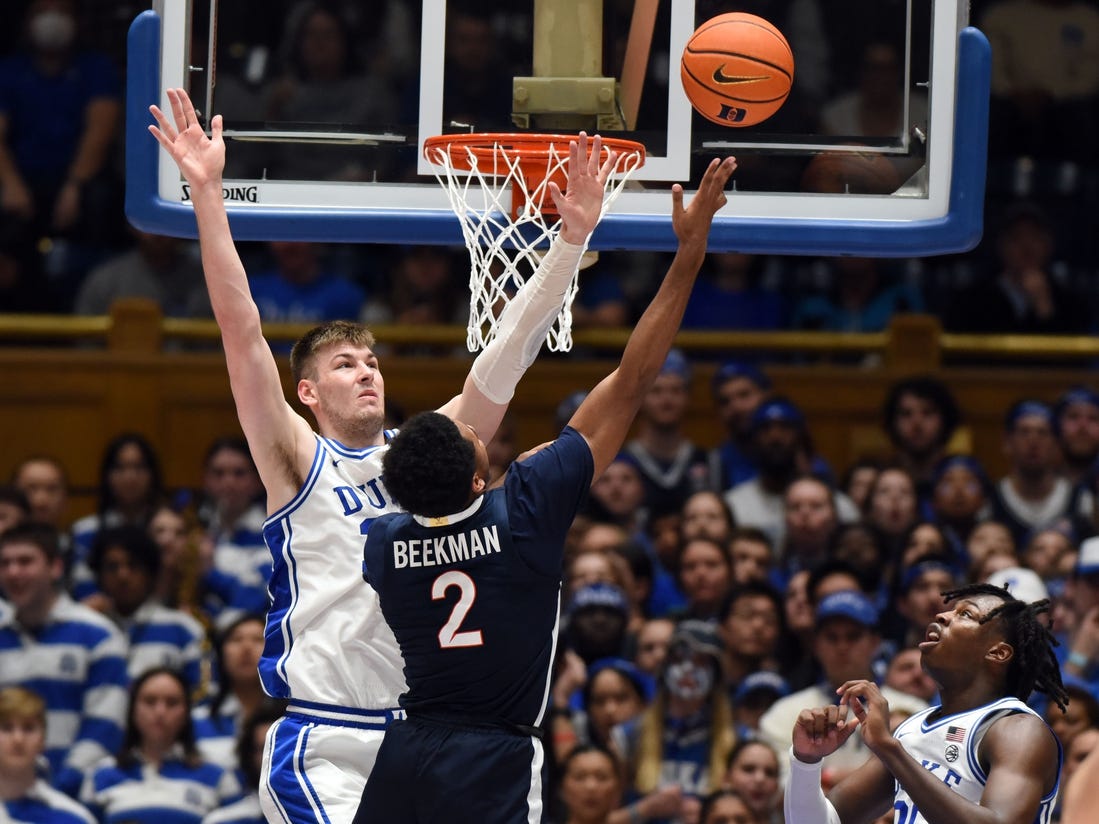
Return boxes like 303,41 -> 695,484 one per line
149,87 -> 616,822
785,582 -> 1067,824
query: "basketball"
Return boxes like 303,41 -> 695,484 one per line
680,13 -> 794,128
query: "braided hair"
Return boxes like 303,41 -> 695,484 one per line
941,583 -> 1068,713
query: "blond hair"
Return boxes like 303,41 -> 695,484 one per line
0,686 -> 46,728
633,689 -> 736,795
289,321 -> 376,382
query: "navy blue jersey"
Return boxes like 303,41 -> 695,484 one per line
364,426 -> 593,727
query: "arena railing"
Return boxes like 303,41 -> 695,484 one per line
0,302 -> 1096,368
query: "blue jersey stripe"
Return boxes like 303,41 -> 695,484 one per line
259,518 -> 293,699
259,441 -> 328,699
296,726 -> 332,824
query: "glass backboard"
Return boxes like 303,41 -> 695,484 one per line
125,0 -> 990,255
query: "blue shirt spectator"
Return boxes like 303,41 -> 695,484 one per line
81,668 -> 240,824
681,253 -> 789,332
248,241 -> 366,326
791,257 -> 923,332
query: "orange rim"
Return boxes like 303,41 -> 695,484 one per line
423,133 -> 646,173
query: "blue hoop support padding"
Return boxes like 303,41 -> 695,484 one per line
126,10 -> 990,256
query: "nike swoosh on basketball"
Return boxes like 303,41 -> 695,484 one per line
711,65 -> 770,85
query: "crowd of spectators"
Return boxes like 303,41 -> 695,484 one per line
1,367 -> 1099,821
2,0 -> 1099,339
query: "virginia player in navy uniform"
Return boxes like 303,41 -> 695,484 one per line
785,582 -> 1068,824
352,155 -> 738,824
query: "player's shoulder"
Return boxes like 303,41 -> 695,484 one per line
984,705 -> 1056,741
510,426 -> 593,475
977,699 -> 1061,769
365,511 -> 407,540
364,511 -> 418,563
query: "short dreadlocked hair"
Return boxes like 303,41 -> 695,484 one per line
382,412 -> 476,518
941,582 -> 1068,713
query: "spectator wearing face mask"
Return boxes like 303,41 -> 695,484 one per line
610,620 -> 736,824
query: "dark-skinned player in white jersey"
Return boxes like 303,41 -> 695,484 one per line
350,154 -> 738,824
785,582 -> 1068,824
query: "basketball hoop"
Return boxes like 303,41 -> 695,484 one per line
423,132 -> 645,353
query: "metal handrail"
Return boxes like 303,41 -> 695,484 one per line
0,310 -> 1095,362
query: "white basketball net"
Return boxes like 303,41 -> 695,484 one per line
425,137 -> 644,352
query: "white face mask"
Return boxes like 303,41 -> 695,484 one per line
663,659 -> 714,702
29,10 -> 76,51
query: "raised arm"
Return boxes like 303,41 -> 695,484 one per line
149,88 -> 313,505
567,156 -> 736,477
436,132 -> 617,441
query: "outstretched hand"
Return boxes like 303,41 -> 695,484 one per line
549,132 -> 617,244
671,156 -> 737,251
148,87 -> 226,189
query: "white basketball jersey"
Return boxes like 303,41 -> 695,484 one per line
892,697 -> 1061,824
260,434 -> 407,709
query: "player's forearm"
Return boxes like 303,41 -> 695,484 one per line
187,177 -> 263,336
465,235 -> 587,405
616,242 -> 705,390
785,751 -> 842,824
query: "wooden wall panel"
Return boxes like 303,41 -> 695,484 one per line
0,305 -> 1095,523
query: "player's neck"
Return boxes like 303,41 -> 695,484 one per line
320,421 -> 387,450
932,679 -> 1003,719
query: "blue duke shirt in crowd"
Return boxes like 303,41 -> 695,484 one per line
81,747 -> 241,824
3,780 -> 96,824
890,697 -> 1061,824
365,426 -> 593,724
115,600 -> 208,694
0,595 -> 128,796
201,502 -> 270,627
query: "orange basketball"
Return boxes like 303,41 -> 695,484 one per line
680,13 -> 794,128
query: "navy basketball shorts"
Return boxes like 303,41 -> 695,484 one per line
353,716 -> 547,824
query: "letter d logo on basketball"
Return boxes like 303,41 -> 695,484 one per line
716,105 -> 748,124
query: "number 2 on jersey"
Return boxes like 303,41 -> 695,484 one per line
433,570 -> 484,648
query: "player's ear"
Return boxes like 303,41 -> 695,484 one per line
297,378 -> 318,407
472,472 -> 486,495
986,640 -> 1014,666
